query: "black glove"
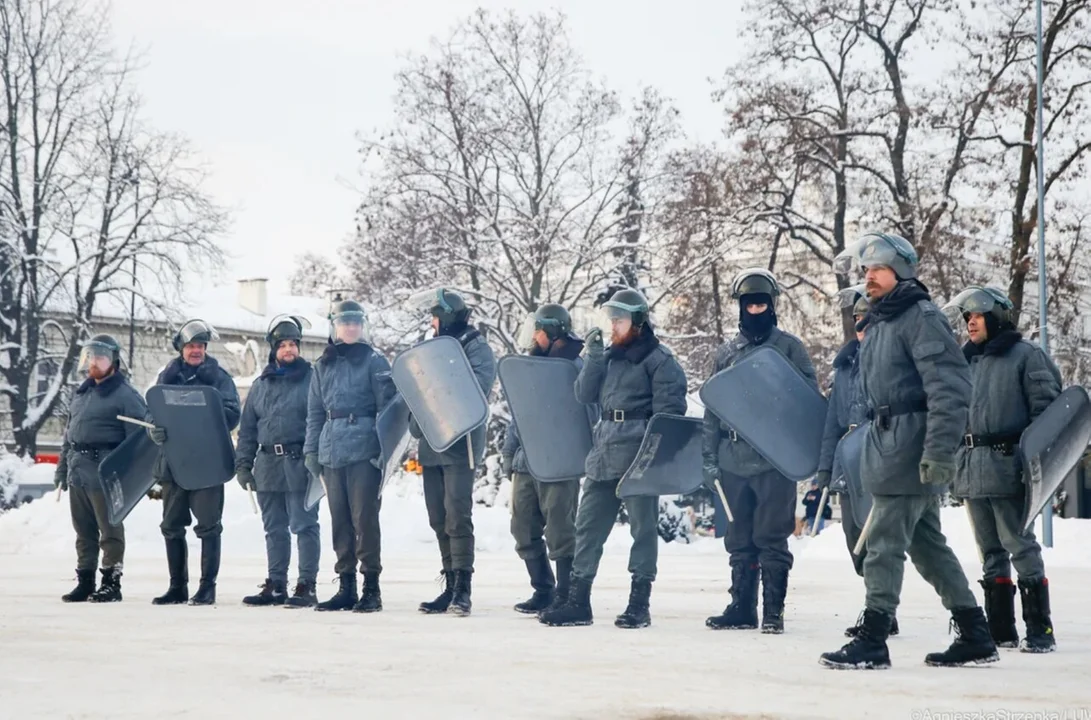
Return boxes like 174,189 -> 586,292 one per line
500,455 -> 513,478
920,457 -> 956,486
147,425 -> 167,445
236,466 -> 255,491
54,466 -> 68,491
370,456 -> 382,470
701,461 -> 721,492
585,328 -> 604,359
814,470 -> 832,490
304,454 -> 322,481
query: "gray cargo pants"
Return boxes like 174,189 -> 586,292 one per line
510,472 -> 579,560
840,492 -> 865,577
256,490 -> 321,585
423,464 -> 475,571
70,485 -> 124,570
864,494 -> 978,615
571,478 -> 658,583
160,482 -> 224,540
722,469 -> 796,572
965,495 -> 1045,582
324,461 -> 382,575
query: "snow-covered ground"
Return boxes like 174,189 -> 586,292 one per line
3,475 -> 1091,719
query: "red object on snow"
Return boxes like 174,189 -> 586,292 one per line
35,454 -> 60,465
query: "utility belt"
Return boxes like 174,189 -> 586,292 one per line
867,398 -> 928,430
259,443 -> 304,458
961,433 -> 1020,456
326,409 -> 365,424
70,442 -> 119,460
601,409 -> 650,422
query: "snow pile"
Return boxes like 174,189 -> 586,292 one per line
0,451 -> 52,509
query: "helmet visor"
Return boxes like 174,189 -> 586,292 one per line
268,314 -> 312,334
941,287 -> 998,326
77,343 -> 115,373
405,287 -> 454,315
516,313 -> 538,352
837,284 -> 867,309
732,268 -> 778,298
177,319 -> 219,346
330,310 -> 369,345
833,236 -> 902,276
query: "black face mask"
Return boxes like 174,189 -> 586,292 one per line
739,293 -> 776,343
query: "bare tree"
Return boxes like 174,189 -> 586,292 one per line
289,252 -> 340,299
0,0 -> 227,456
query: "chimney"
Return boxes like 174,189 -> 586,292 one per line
237,278 -> 268,316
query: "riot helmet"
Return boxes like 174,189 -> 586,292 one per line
601,288 -> 650,329
172,319 -> 218,352
852,295 -> 870,319
78,334 -> 121,373
731,268 -> 781,308
833,232 -> 918,280
328,300 -> 370,345
941,286 -> 1015,331
267,314 -> 310,350
837,283 -> 868,309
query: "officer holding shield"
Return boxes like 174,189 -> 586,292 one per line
236,315 -> 321,608
701,269 -> 818,635
304,300 -> 395,613
502,304 -> 586,615
147,319 -> 241,607
943,286 -> 1059,653
54,335 -> 147,603
539,289 -> 687,630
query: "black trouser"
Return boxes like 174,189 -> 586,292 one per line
324,460 -> 382,575
423,464 -> 475,571
70,485 -> 124,570
721,469 -> 796,572
160,482 -> 224,540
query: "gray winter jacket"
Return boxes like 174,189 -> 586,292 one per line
818,339 -> 868,474
501,336 -> 595,479
857,282 -> 971,496
236,359 -> 314,493
305,343 -> 395,470
58,372 -> 148,490
576,327 -> 688,482
953,331 -> 1061,499
414,329 -> 498,468
151,356 -> 241,485
702,327 -> 818,478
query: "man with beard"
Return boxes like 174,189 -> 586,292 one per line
943,286 -> 1059,653
819,232 -> 997,669
539,289 -> 687,629
413,289 -> 497,616
147,319 -> 241,606
816,285 -> 901,637
236,315 -> 321,608
502,304 -> 588,615
304,300 -> 395,612
54,335 -> 147,603
702,269 -> 818,635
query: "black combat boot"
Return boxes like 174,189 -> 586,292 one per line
419,571 -> 455,614
89,567 -> 123,603
539,575 -> 593,627
846,611 -> 899,637
316,573 -> 357,611
284,580 -> 318,608
924,607 -> 1000,667
760,566 -> 788,634
353,572 -> 383,613
1018,577 -> 1056,654
980,578 -> 1019,648
539,557 -> 573,616
614,578 -> 652,629
189,536 -> 221,606
514,555 -> 555,614
820,608 -> 893,670
152,539 -> 189,605
243,579 -> 287,607
706,562 -> 759,630
450,569 -> 472,616
62,569 -> 96,603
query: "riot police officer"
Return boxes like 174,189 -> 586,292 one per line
237,315 -> 321,608
702,269 -> 818,635
943,286 -> 1059,653
147,319 -> 241,606
55,335 -> 147,602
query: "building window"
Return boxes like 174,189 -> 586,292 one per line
35,359 -> 58,399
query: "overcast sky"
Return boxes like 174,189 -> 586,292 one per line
108,0 -> 744,295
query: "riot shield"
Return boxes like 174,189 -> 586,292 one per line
617,414 -> 704,498
497,355 -> 592,482
145,385 -> 236,491
377,393 -> 412,493
391,336 -> 489,453
698,345 -> 827,482
304,470 -> 325,512
834,422 -> 871,527
1021,385 -> 1091,532
99,431 -> 159,527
